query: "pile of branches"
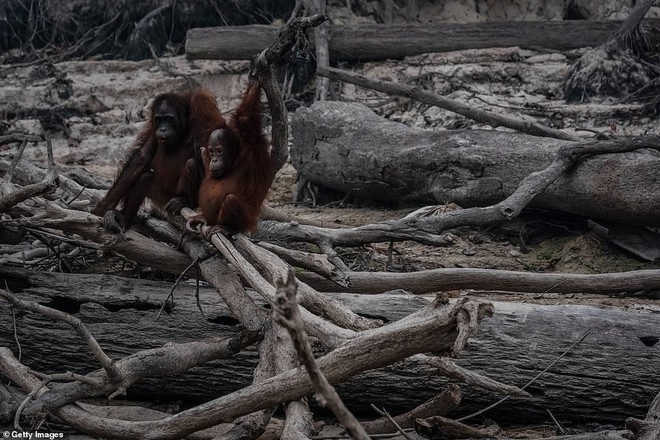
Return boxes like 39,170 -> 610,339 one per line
0,0 -> 293,63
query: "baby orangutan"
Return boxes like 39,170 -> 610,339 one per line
190,78 -> 274,236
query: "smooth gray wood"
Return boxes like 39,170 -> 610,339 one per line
297,268 -> 660,295
0,267 -> 257,401
291,101 -> 660,226
185,19 -> 660,61
0,268 -> 658,424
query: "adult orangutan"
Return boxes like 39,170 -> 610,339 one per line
92,89 -> 225,232
192,78 -> 274,236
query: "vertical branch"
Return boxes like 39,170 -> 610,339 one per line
287,0 -> 304,24
274,270 -> 371,440
0,133 -> 59,212
2,138 -> 29,185
302,0 -> 331,100
44,131 -> 58,181
405,0 -> 417,23
382,0 -> 394,24
252,14 -> 328,175
313,0 -> 330,101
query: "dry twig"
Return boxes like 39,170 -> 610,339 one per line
410,355 -> 530,397
252,13 -> 328,175
156,257 -> 200,321
0,133 -> 59,212
362,385 -> 461,434
369,404 -> 412,440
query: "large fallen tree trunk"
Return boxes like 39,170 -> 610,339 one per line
291,101 -> 660,226
1,268 -> 658,424
185,19 -> 660,61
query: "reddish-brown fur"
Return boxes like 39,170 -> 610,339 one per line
196,79 -> 273,234
93,89 -> 225,231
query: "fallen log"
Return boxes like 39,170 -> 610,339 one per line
0,268 -> 658,424
185,19 -> 660,61
291,101 -> 660,226
1,277 -> 487,439
297,267 -> 660,295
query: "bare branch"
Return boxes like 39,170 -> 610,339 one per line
317,66 -> 583,142
2,200 -> 193,277
362,385 -> 461,434
369,404 -> 412,440
252,14 -> 328,174
302,0 -> 330,100
299,266 -> 660,296
415,416 -> 492,439
0,288 -> 121,382
23,332 -> 260,417
0,134 -> 42,146
257,240 -> 349,287
233,235 -> 379,332
1,296 -> 491,440
202,226 -> 356,347
145,216 -> 268,331
256,219 -> 452,247
410,355 -> 530,397
274,270 -> 370,440
261,135 -> 660,247
0,134 -> 58,212
2,138 -> 29,185
261,205 -> 348,229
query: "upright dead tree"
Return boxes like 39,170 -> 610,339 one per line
563,0 -> 656,102
301,0 -> 331,100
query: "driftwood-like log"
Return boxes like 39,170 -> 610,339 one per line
0,268 -> 658,424
291,101 -> 660,226
185,19 -> 660,61
297,267 -> 660,295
